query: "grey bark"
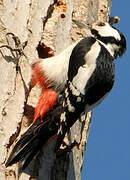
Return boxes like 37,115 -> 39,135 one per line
0,0 -> 112,179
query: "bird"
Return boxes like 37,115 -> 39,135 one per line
5,20 -> 126,170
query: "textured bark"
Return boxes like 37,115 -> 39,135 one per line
0,0 -> 112,179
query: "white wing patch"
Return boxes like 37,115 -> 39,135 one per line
72,41 -> 100,94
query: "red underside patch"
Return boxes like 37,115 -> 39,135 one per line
33,89 -> 58,123
31,61 -> 50,89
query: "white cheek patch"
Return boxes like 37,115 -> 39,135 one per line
72,41 -> 100,94
97,23 -> 121,41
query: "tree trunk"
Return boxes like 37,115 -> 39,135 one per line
0,0 -> 112,179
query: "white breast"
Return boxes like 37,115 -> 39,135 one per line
39,42 -> 80,90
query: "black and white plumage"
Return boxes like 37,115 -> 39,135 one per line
5,21 -> 126,169
56,21 -> 126,147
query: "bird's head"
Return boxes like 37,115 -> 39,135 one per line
73,19 -> 126,59
90,21 -> 126,59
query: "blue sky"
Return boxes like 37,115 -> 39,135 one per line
82,1 -> 130,180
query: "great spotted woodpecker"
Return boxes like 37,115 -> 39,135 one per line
5,21 -> 126,169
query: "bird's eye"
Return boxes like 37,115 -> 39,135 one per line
98,22 -> 105,26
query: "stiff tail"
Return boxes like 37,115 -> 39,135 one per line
5,106 -> 61,169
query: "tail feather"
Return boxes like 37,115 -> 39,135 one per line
5,119 -> 41,167
21,138 -> 44,170
5,109 -> 61,169
5,135 -> 37,167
